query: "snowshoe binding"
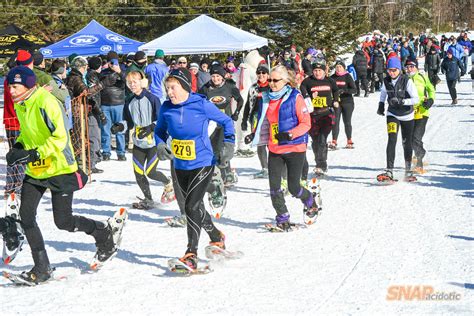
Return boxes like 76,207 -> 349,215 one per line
328,140 -> 337,151
208,169 -> 227,219
132,197 -> 155,210
377,170 -> 397,184
303,178 -> 322,225
165,215 -> 187,228
2,192 -> 25,264
161,178 -> 176,204
168,253 -> 212,275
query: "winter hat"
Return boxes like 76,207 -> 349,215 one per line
71,56 -> 88,70
50,59 -> 66,75
125,53 -> 135,62
210,65 -> 227,78
154,49 -> 165,58
335,60 -> 346,68
88,56 -> 102,70
405,58 -> 418,68
68,53 -> 78,65
256,64 -> 269,74
387,57 -> 402,70
312,60 -> 326,70
16,50 -> 33,66
134,51 -> 147,62
447,48 -> 454,55
7,66 -> 36,88
169,67 -> 192,93
189,63 -> 199,70
226,55 -> 235,63
106,51 -> 119,62
32,52 -> 44,66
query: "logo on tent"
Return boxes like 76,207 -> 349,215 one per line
100,45 -> 112,52
41,49 -> 53,56
106,34 -> 126,43
70,35 -> 99,46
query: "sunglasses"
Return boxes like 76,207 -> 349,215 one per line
257,71 -> 267,75
268,78 -> 284,83
178,61 -> 187,64
387,68 -> 399,73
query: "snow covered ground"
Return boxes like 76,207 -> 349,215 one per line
0,59 -> 472,315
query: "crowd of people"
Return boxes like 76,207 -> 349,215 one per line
0,29 -> 472,282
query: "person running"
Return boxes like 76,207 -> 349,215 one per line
249,65 -> 318,231
241,64 -> 271,178
440,48 -> 466,105
405,59 -> 435,173
154,67 -> 235,269
0,66 -> 116,284
110,71 -> 174,210
329,60 -> 357,150
376,58 -> 419,182
199,65 -> 243,186
300,60 -> 340,176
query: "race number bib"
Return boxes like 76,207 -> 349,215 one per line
135,126 -> 153,145
28,157 -> 52,176
271,123 -> 279,144
387,122 -> 398,134
171,139 -> 196,160
312,97 -> 327,108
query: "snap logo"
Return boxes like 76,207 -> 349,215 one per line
14,74 -> 22,83
106,34 -> 126,43
100,45 -> 112,52
41,49 -> 52,56
70,35 -> 98,46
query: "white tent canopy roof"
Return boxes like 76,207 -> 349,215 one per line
139,14 -> 268,55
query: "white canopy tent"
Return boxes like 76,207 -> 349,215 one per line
139,15 -> 268,55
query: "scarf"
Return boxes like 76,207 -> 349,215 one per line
268,84 -> 291,101
335,70 -> 348,76
12,86 -> 36,104
258,81 -> 269,88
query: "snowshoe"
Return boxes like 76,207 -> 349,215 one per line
208,169 -> 227,219
404,171 -> 417,182
161,179 -> 176,204
303,178 -> 322,225
165,215 -> 187,227
90,208 -> 128,270
313,167 -> 327,178
377,170 -> 397,184
344,139 -> 354,149
2,192 -> 25,264
224,169 -> 238,187
328,140 -> 337,151
132,197 -> 155,210
168,253 -> 212,275
263,222 -> 304,233
253,168 -> 268,179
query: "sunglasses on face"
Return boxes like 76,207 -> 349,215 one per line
178,62 -> 187,64
257,71 -> 267,75
268,78 -> 284,83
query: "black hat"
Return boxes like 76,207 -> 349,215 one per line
210,65 -> 226,78
134,51 -> 147,62
312,60 -> 326,70
88,56 -> 102,70
33,51 -> 44,66
256,64 -> 269,74
334,60 -> 346,68
169,67 -> 192,93
7,66 -> 36,88
107,51 -> 119,62
405,58 -> 418,68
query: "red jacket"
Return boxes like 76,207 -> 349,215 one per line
3,79 -> 20,131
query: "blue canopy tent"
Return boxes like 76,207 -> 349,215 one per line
40,20 -> 143,58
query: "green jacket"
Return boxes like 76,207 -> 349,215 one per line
15,87 -> 77,179
410,72 -> 435,119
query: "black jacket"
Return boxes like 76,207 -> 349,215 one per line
100,68 -> 125,105
424,50 -> 441,72
352,50 -> 368,76
372,50 -> 385,73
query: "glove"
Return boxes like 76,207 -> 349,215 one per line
231,110 -> 240,121
377,102 -> 385,116
241,120 -> 248,131
219,142 -> 235,168
388,97 -> 404,107
110,122 -> 125,134
6,148 -> 39,166
422,98 -> 434,109
244,133 -> 255,145
137,123 -> 156,139
156,142 -> 173,160
98,112 -> 107,125
274,132 -> 292,143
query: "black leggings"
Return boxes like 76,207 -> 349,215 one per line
310,114 -> 333,170
174,166 -> 221,254
268,151 -> 312,216
132,146 -> 169,200
386,116 -> 414,170
332,102 -> 354,141
446,80 -> 457,101
19,181 -> 104,252
413,117 -> 428,161
171,161 -> 186,216
257,145 -> 268,170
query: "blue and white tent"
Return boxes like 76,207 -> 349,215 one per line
139,15 -> 268,55
40,20 -> 143,58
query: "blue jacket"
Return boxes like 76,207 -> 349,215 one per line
155,93 -> 235,170
448,43 -> 464,60
441,56 -> 465,81
145,60 -> 168,99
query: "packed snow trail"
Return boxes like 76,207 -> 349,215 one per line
0,63 -> 472,315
